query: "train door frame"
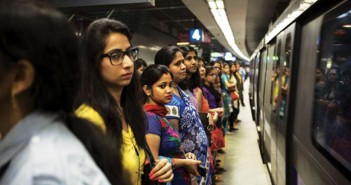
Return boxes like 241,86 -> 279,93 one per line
258,48 -> 268,161
263,43 -> 276,179
256,52 -> 263,127
254,53 -> 260,123
249,56 -> 256,121
265,23 -> 297,185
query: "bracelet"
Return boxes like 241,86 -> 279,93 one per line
160,156 -> 175,169
171,158 -> 176,169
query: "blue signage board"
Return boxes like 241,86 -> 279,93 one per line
189,28 -> 203,42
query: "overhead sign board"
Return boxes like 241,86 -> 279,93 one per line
189,28 -> 203,43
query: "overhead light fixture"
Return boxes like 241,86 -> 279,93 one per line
176,42 -> 190,46
208,0 -> 217,9
207,0 -> 249,61
216,0 -> 224,9
136,45 -> 161,51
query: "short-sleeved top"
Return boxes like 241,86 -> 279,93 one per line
145,110 -> 191,185
165,87 -> 209,167
202,86 -> 217,109
0,111 -> 111,185
75,104 -> 146,185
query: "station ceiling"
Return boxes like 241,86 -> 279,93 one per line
55,0 -> 291,61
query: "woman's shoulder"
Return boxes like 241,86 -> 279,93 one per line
145,112 -> 160,123
75,104 -> 106,132
4,123 -> 110,185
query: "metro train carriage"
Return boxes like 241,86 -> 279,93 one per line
249,0 -> 351,184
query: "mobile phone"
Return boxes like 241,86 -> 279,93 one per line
197,165 -> 206,177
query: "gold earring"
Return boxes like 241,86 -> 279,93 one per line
11,91 -> 18,110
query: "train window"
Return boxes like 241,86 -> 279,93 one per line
279,34 -> 292,119
312,8 -> 351,175
272,40 -> 282,111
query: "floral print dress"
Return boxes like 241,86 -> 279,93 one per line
165,87 -> 212,185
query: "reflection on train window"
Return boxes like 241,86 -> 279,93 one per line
279,34 -> 292,119
312,8 -> 351,174
272,40 -> 282,111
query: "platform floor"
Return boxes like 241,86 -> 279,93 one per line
215,80 -> 272,185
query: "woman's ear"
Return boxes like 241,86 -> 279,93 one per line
11,60 -> 35,97
143,85 -> 151,96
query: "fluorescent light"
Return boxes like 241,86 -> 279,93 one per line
303,0 -> 317,3
337,13 -> 348,19
343,24 -> 351,28
207,0 -> 249,61
176,42 -> 190,45
216,0 -> 224,9
208,0 -> 217,9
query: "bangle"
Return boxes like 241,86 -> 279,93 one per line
171,158 -> 176,169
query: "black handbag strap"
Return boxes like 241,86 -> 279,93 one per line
0,161 -> 11,179
143,143 -> 161,185
144,142 -> 156,165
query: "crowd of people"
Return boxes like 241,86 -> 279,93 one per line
0,0 -> 248,185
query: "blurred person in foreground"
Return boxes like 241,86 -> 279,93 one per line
0,0 -> 129,184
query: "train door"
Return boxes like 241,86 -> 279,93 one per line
256,52 -> 263,127
292,1 -> 351,184
267,23 -> 296,185
269,37 -> 282,184
275,24 -> 296,185
249,54 -> 257,121
263,44 -> 276,171
258,49 -> 267,146
254,54 -> 260,123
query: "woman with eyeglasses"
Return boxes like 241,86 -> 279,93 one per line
75,18 -> 173,185
0,1 -> 130,184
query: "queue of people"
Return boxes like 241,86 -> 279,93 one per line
0,0 -> 247,184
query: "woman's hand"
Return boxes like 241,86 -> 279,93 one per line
149,158 -> 174,183
209,108 -> 224,117
184,159 -> 202,176
185,152 -> 197,160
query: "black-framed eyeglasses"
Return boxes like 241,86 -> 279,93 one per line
100,47 -> 139,66
184,56 -> 198,62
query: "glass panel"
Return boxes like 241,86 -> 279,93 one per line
272,41 -> 282,112
312,8 -> 351,173
279,34 -> 292,119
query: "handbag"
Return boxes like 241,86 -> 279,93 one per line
210,127 -> 225,150
230,91 -> 239,101
141,143 -> 161,185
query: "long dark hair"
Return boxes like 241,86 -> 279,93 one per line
204,66 -> 222,105
75,18 -> 146,151
179,46 -> 202,91
0,1 -> 129,185
140,64 -> 172,103
154,46 -> 182,67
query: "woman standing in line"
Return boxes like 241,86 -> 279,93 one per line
75,18 -> 173,185
141,64 -> 201,185
155,46 -> 211,185
221,63 -> 237,133
0,1 -> 128,184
